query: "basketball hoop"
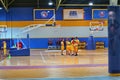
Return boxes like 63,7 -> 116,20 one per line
99,20 -> 105,24
89,22 -> 104,32
96,28 -> 99,31
89,21 -> 104,36
0,25 -> 7,38
0,25 -> 7,33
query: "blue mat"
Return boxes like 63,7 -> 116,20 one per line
9,48 -> 30,56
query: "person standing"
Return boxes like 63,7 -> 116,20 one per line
3,41 -> 7,56
66,38 -> 71,55
61,39 -> 64,55
74,37 -> 80,56
70,38 -> 75,56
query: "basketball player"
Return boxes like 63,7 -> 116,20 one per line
66,38 -> 71,55
70,38 -> 75,56
61,39 -> 64,55
74,37 -> 80,56
3,41 -> 7,56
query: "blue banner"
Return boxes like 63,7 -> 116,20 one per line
92,9 -> 108,19
34,9 -> 54,20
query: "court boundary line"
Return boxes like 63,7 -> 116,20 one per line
0,64 -> 108,69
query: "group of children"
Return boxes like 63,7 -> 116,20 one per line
61,37 -> 80,56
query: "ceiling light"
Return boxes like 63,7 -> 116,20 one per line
48,1 -> 53,6
0,7 -> 3,10
89,2 -> 93,6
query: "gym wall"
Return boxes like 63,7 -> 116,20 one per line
0,7 -> 108,49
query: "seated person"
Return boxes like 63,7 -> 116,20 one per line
48,39 -> 53,46
16,41 -> 23,49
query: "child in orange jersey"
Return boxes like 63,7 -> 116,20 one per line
66,38 -> 71,55
2,41 -> 7,56
61,39 -> 64,55
70,38 -> 75,56
74,37 -> 80,56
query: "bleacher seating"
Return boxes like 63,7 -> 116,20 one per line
79,41 -> 87,49
96,41 -> 104,49
48,46 -> 57,50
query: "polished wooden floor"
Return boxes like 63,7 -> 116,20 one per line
0,49 -> 108,79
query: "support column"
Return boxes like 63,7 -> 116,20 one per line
108,6 -> 120,75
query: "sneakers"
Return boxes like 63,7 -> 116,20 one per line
74,54 -> 78,56
61,54 -> 64,55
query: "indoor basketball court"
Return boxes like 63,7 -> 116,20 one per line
0,0 -> 120,80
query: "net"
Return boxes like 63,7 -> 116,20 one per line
0,25 -> 7,38
0,25 -> 7,33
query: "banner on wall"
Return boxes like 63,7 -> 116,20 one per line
33,9 -> 55,20
92,9 -> 108,19
63,9 -> 84,20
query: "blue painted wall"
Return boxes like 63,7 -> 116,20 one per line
84,7 -> 92,20
9,8 -> 33,21
22,37 -> 108,49
0,7 -> 108,49
56,7 -> 63,20
0,7 -> 33,21
0,7 -> 96,21
0,37 -> 108,49
0,9 -> 7,21
14,37 -> 109,49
